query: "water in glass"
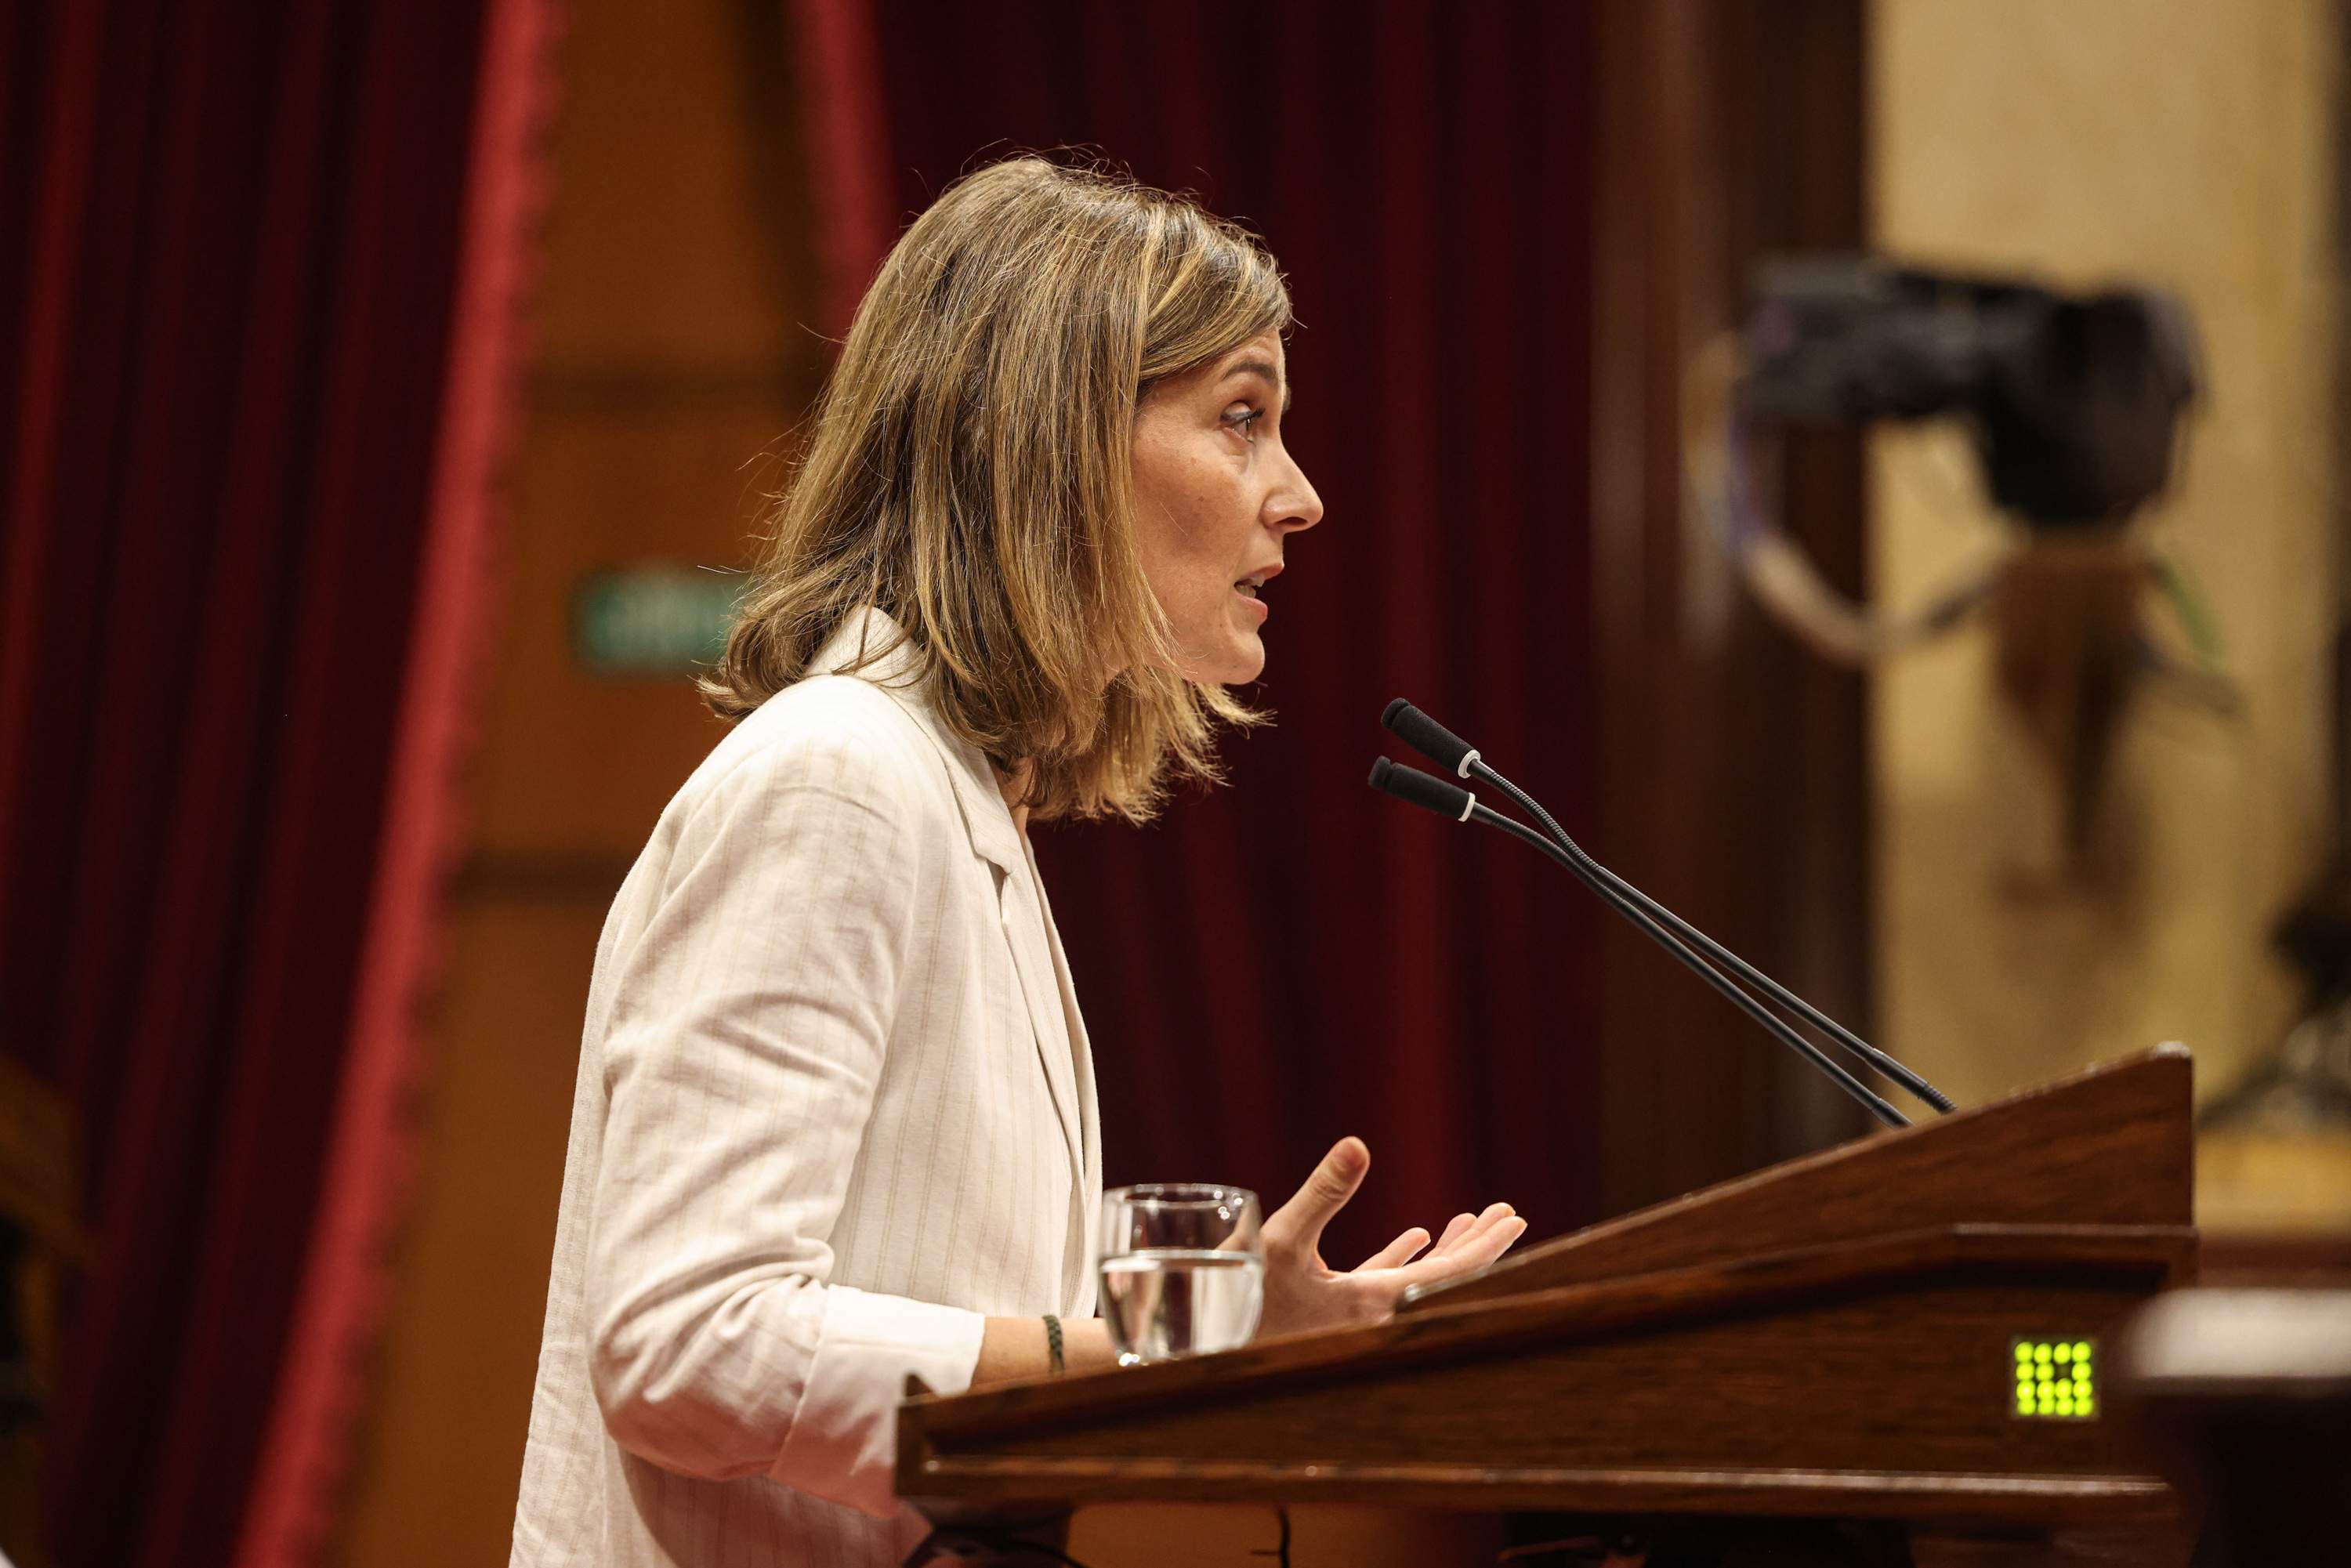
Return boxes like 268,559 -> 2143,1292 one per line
1099,1250 -> 1264,1364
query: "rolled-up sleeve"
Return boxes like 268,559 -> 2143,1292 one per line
581,725 -> 986,1517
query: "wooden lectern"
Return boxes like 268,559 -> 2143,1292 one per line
898,1048 -> 2197,1563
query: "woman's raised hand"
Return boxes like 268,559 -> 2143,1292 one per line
1253,1136 -> 1528,1341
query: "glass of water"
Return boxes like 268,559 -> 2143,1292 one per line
1097,1184 -> 1264,1366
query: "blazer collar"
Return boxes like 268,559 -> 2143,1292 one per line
804,607 -> 1026,876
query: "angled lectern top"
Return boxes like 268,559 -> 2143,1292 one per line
897,1048 -> 2195,1546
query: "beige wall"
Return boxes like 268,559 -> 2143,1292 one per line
1867,0 -> 2341,1182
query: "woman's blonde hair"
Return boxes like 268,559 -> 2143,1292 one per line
700,156 -> 1291,823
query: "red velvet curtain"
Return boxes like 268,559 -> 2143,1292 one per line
802,0 -> 1607,1263
0,2 -> 553,1564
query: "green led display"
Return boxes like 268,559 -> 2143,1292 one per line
2011,1338 -> 2096,1419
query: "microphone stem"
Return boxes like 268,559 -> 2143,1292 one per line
1474,807 -> 1910,1129
1471,762 -> 1955,1116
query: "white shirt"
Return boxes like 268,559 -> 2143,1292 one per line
512,609 -> 1101,1566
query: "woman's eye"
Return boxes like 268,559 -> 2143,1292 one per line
1224,407 -> 1264,443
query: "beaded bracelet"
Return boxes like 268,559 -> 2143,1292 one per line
1042,1313 -> 1065,1374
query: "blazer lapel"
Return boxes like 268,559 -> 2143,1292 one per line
808,611 -> 1089,1228
1030,856 -> 1102,1304
994,852 -> 1086,1211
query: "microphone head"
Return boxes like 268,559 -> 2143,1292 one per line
1382,698 -> 1477,777
1367,755 -> 1475,823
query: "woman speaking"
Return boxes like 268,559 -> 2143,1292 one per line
512,158 -> 1526,1567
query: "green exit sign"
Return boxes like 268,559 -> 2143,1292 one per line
573,567 -> 746,676
2012,1337 -> 2097,1419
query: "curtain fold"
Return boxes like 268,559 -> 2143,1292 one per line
796,0 -> 1608,1261
0,2 -> 553,1563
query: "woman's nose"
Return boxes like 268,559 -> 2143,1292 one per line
1273,455 -> 1324,534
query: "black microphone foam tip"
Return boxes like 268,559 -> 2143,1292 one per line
1381,698 -> 1478,777
1367,755 -> 1475,823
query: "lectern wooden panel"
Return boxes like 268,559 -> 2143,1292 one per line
897,1049 -> 2196,1553
1406,1045 -> 2192,1309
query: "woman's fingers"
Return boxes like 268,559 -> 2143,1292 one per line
1429,1203 -> 1513,1258
1397,1215 -> 1528,1287
1358,1226 -> 1431,1271
1428,1211 -> 1476,1256
1264,1136 -> 1371,1257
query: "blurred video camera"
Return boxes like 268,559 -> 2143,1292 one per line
1736,256 -> 2200,526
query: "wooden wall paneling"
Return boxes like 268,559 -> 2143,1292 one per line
1588,0 -> 1875,1219
467,400 -> 790,871
330,0 -> 829,1561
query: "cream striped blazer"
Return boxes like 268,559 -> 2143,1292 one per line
513,609 -> 1102,1567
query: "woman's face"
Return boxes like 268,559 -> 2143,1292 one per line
1130,332 -> 1324,684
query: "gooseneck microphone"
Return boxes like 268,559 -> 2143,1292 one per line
1369,756 -> 1908,1128
1372,700 -> 1955,1128
1382,700 -> 1954,1116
